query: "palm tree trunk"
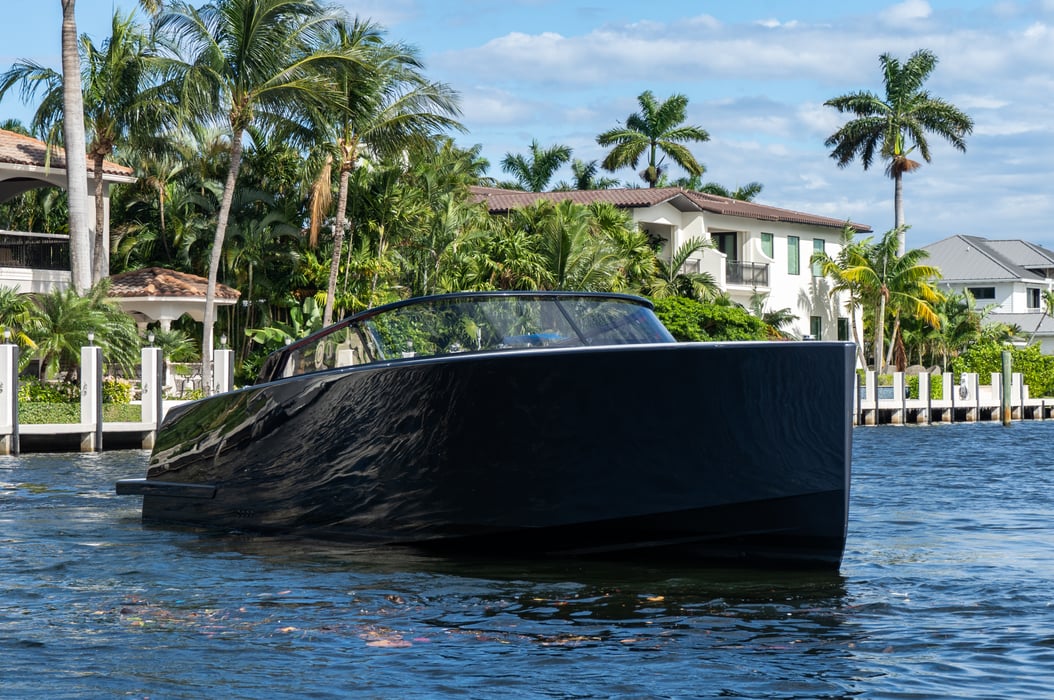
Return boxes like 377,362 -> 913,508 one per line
369,226 -> 385,307
61,0 -> 91,292
894,171 -> 906,257
850,302 -> 867,369
91,153 -> 107,283
875,296 -> 887,373
322,167 -> 351,327
201,127 -> 244,396
885,312 -> 902,370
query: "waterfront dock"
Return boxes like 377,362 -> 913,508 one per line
0,343 -> 233,455
855,370 -> 1050,425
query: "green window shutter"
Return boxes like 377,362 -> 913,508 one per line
761,232 -> 774,258
812,238 -> 825,276
788,236 -> 799,275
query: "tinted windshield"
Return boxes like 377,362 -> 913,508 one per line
269,294 -> 673,380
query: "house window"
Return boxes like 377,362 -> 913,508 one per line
837,317 -> 849,341
788,236 -> 800,275
713,232 -> 737,261
967,286 -> 996,301
761,232 -> 774,258
1028,288 -> 1041,309
812,238 -> 825,276
810,316 -> 822,339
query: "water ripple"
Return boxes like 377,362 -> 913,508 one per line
3,426 -> 1054,697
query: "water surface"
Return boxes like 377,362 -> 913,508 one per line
3,422 -> 1054,698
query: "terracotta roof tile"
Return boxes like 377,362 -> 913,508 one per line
0,129 -> 135,177
108,267 -> 240,300
469,186 -> 871,232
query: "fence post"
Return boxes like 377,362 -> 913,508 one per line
80,343 -> 103,452
213,347 -> 234,394
865,370 -> 877,425
140,346 -> 164,449
0,342 -> 19,455
919,371 -> 931,425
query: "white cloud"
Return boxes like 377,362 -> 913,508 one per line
413,2 -> 1054,246
879,0 -> 933,25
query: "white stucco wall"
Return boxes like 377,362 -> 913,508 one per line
629,204 -> 862,351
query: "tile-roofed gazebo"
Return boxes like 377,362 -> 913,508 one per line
108,267 -> 240,331
469,186 -> 871,232
0,128 -> 138,288
0,128 -> 135,201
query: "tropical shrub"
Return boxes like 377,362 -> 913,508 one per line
102,378 -> 133,404
950,338 -> 1054,397
905,373 -> 944,400
18,378 -> 78,403
651,296 -> 768,342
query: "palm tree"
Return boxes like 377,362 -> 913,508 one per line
824,49 -> 973,255
812,224 -> 871,369
839,227 -> 943,372
0,286 -> 38,362
61,0 -> 92,291
26,280 -> 139,380
499,140 -> 571,192
512,200 -> 623,291
597,90 -> 709,187
647,239 -> 718,301
748,290 -> 798,339
554,159 -> 621,191
152,0 -> 358,394
698,181 -> 764,202
311,17 -> 462,326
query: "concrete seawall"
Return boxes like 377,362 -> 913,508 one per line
855,370 -> 1050,425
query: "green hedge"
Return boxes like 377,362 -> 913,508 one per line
103,404 -> 142,422
19,403 -> 79,424
18,402 -> 142,424
951,340 -> 1054,397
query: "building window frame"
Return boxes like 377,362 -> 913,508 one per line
812,238 -> 825,277
788,236 -> 800,275
761,232 -> 774,259
1028,288 -> 1041,309
837,317 -> 849,341
810,315 -> 822,339
967,286 -> 996,301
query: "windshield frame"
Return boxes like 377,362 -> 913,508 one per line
258,291 -> 672,383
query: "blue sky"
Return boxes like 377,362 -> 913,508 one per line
3,0 -> 1054,249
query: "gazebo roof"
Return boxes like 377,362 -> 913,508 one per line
0,129 -> 135,177
109,266 -> 240,300
0,128 -> 137,203
108,267 -> 240,330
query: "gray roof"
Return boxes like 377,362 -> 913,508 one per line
923,235 -> 1054,283
987,312 -> 1054,336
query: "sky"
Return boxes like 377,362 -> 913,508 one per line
3,0 -> 1054,250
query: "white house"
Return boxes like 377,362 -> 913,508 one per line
0,128 -> 136,293
471,186 -> 870,345
923,234 -> 1054,352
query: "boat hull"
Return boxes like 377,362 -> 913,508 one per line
120,341 -> 854,568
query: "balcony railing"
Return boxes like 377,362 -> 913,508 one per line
0,232 -> 70,271
726,260 -> 769,287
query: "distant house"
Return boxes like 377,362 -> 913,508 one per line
923,234 -> 1054,352
470,186 -> 871,345
0,128 -> 136,293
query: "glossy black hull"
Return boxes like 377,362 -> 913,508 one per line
119,341 -> 854,569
